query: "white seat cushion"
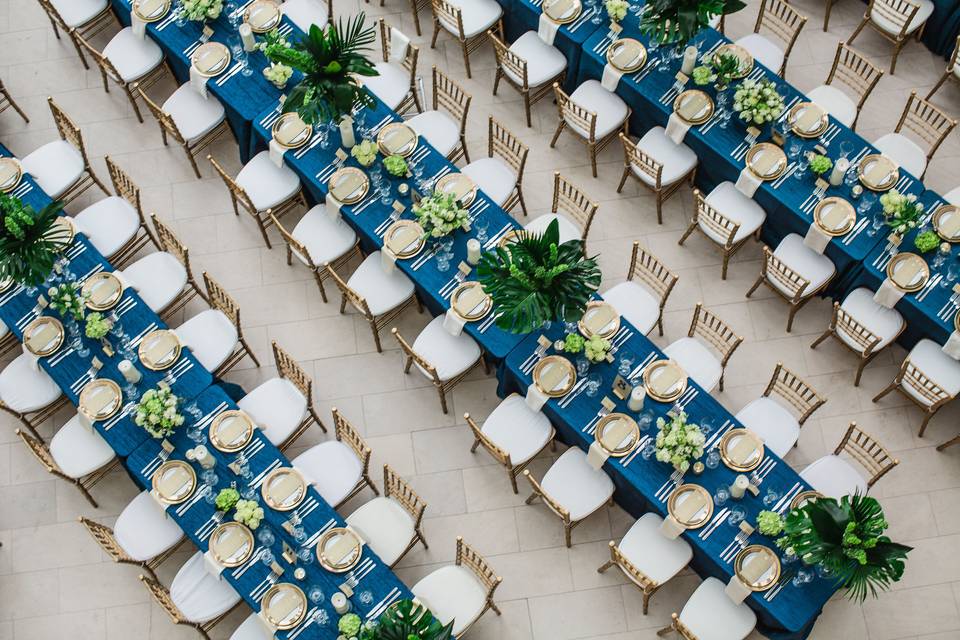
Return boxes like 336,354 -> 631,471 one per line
462,157 -> 517,207
113,491 -> 183,562
170,551 -> 242,623
902,338 -> 960,405
73,196 -> 140,259
735,397 -> 799,458
347,252 -> 415,316
807,84 -> 857,128
702,181 -> 767,244
361,61 -> 409,111
679,577 -> 757,640
770,233 -> 836,298
120,251 -> 187,313
236,150 -> 301,211
438,0 -> 503,38
945,185 -> 960,206
664,337 -> 722,393
407,110 -> 460,157
52,0 -> 108,27
0,353 -> 62,413
21,140 -> 84,199
175,309 -> 237,372
346,497 -> 416,566
618,513 -> 693,585
540,448 -> 614,521
870,0 -> 934,36
412,565 -> 487,636
291,204 -> 357,266
837,287 -> 904,353
293,441 -> 363,506
238,378 -> 307,446
49,413 -> 115,478
565,80 -> 629,139
632,126 -> 698,186
281,0 -> 328,32
874,133 -> 927,178
524,213 -> 581,244
735,33 -> 784,74
162,83 -> 226,143
103,27 -> 164,82
800,455 -> 868,499
602,281 -> 660,335
412,315 -> 481,382
0,320 -> 7,340
504,31 -> 568,88
482,394 -> 553,465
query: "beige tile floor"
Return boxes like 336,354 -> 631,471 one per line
1,0 -> 960,638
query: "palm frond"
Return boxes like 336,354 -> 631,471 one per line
0,197 -> 67,286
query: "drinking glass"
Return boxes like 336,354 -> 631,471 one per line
858,192 -> 877,216
575,357 -> 591,377
238,50 -> 253,77
932,243 -> 951,269
298,547 -> 314,564
203,485 -> 218,505
640,442 -> 657,460
260,548 -> 276,567
440,237 -> 454,259
474,217 -> 490,243
791,568 -> 814,587
638,410 -> 654,431
435,252 -> 451,272
838,140 -> 854,159
589,0 -> 602,24
762,488 -> 780,507
378,183 -> 391,205
844,165 -> 859,188
584,372 -> 602,397
727,506 -> 746,526
713,487 -> 730,506
318,122 -> 332,149
185,400 -> 203,420
793,154 -> 810,180
370,166 -> 383,189
187,426 -> 205,444
227,3 -> 243,28
786,140 -> 803,161
73,334 -> 91,359
719,109 -> 733,129
257,526 -> 275,547
940,261 -> 960,287
228,34 -> 243,58
355,110 -> 369,136
308,586 -> 325,604
175,1 -> 188,26
618,354 -> 634,376
705,449 -> 721,469
815,564 -> 833,580
699,417 -> 714,438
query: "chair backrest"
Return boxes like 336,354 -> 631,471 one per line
105,156 -> 147,225
383,464 -> 427,527
324,262 -> 374,318
72,31 -> 123,84
332,407 -> 373,470
455,536 -> 502,604
0,78 -> 12,111
950,35 -> 960,71
379,19 -> 418,85
553,83 -> 597,141
489,30 -> 529,89
692,189 -> 739,249
896,350 -> 955,406
760,244 -> 810,302
270,213 -> 317,270
552,172 -> 598,247
15,429 -> 67,480
136,85 -> 188,145
834,422 -> 898,487
392,327 -> 441,385
687,303 -> 742,366
464,412 -> 512,466
607,540 -> 658,589
208,154 -> 257,213
620,133 -> 664,188
894,91 -> 958,161
271,341 -> 315,405
139,574 -> 188,624
626,241 -> 678,309
47,97 -> 91,165
829,300 -> 883,356
202,271 -> 244,336
868,0 -> 922,39
763,362 -> 826,426
754,0 -> 807,57
826,43 -> 883,111
79,516 -> 137,564
150,214 -> 192,272
431,0 -> 466,40
523,469 -> 570,522
487,116 -> 528,179
36,0 -> 69,29
432,66 -> 471,135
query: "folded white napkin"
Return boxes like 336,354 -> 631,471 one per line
724,576 -> 752,604
525,383 -> 549,411
442,308 -> 466,336
131,11 -> 147,39
257,610 -> 279,635
665,112 -> 690,145
803,224 -> 831,255
601,64 -> 623,92
189,65 -> 209,99
388,27 -> 410,63
735,167 -> 762,197
78,412 -> 95,432
873,278 -> 904,309
268,139 -> 288,168
658,514 -> 685,540
380,248 -> 397,274
202,549 -> 224,579
586,440 -> 609,470
537,14 -> 559,45
113,269 -> 135,291
943,332 -> 960,359
22,343 -> 40,372
148,489 -> 169,509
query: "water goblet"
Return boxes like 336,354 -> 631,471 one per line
791,568 -> 814,587
238,50 -> 253,77
713,487 -> 730,507
73,334 -> 91,359
940,261 -> 960,287
203,485 -> 218,505
257,526 -> 275,547
241,484 -> 258,500
575,357 -> 591,377
298,547 -> 314,564
699,417 -> 714,438
260,548 -> 276,567
762,487 -> 780,507
932,242 -> 951,269
814,564 -> 833,580
308,586 -> 325,604
359,590 -> 373,605
185,400 -> 203,420
201,469 -> 219,487
313,609 -> 330,626
719,109 -> 733,129
318,123 -> 332,150
858,192 -> 877,216
474,217 -> 490,243
584,372 -> 602,397
228,33 -> 243,58
705,449 -> 721,469
435,252 -> 451,272
727,506 -> 746,527
638,410 -> 654,431
174,1 -> 188,26
640,441 -> 657,460
440,237 -> 454,256
187,426 -> 205,444
378,183 -> 392,205
793,154 -> 810,180
786,140 -> 803,161
618,354 -> 635,377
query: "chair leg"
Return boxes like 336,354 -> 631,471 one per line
523,92 -> 532,128
810,329 -> 831,350
508,468 -> 519,494
516,187 -> 529,217
589,143 -> 598,178
549,120 -> 564,148
655,191 -> 663,224
786,304 -> 799,333
240,338 -> 260,367
745,275 -> 763,298
721,251 -> 731,280
616,167 -> 629,193
823,0 -> 834,31
846,18 -> 867,46
917,408 -> 938,437
77,483 -> 99,508
564,522 -> 572,548
642,590 -> 651,615
437,386 -> 448,414
254,215 -> 273,249
372,323 -> 383,353
597,560 -> 614,573
185,147 -> 202,179
461,40 -> 472,79
125,87 -> 145,123
936,434 -> 960,451
890,41 -> 903,74
430,21 -> 440,48
927,72 -> 949,100
872,381 -> 897,403
677,221 -> 696,246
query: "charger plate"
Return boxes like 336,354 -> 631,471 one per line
191,42 -> 231,77
260,583 -> 307,630
245,0 -> 282,33
578,300 -> 620,339
261,467 -> 307,511
532,355 -> 576,397
450,281 -> 491,321
82,272 -> 124,311
886,252 -> 929,292
607,38 -> 646,73
151,460 -> 196,504
317,527 -> 363,573
209,410 -> 255,452
858,154 -> 898,191
642,360 -> 687,403
813,197 -> 856,236
666,484 -> 713,529
595,413 -> 640,457
734,545 -> 780,591
209,522 -> 254,567
22,316 -> 63,357
79,379 -> 123,421
138,329 -> 181,371
719,428 -> 765,472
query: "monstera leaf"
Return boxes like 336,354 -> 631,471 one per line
640,0 -> 746,44
0,194 -> 67,286
370,599 -> 453,640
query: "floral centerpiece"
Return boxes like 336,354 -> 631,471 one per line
48,281 -> 87,321
733,78 -> 785,125
692,51 -> 743,90
412,192 -> 470,238
914,230 -> 939,253
809,154 -> 833,176
351,139 -> 378,167
263,62 -> 293,89
605,0 -> 628,22
584,335 -> 611,363
775,494 -> 911,602
654,411 -> 704,472
383,154 -> 407,177
880,189 -> 924,235
640,0 -> 746,44
180,0 -> 222,22
134,384 -> 184,439
351,599 -> 453,640
84,312 -> 111,339
556,332 -> 584,355
757,510 -> 785,536
0,193 -> 67,286
233,498 -> 265,529
215,487 -> 240,512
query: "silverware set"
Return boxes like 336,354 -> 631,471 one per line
316,157 -> 348,184
156,6 -> 181,30
592,35 -> 613,56
773,482 -> 802,514
819,123 -> 842,147
48,345 -> 75,367
699,508 -> 729,540
557,377 -> 588,408
215,62 -> 244,86
141,445 -> 172,477
771,162 -> 797,189
483,223 -> 514,250
171,482 -> 206,515
69,360 -> 102,395
841,217 -> 869,246
183,38 -> 205,57
9,181 -> 32,199
438,269 -> 469,300
237,436 -> 265,463
0,282 -> 24,307
292,496 -> 319,522
300,518 -> 336,552
894,173 -> 913,194
937,288 -> 960,320
103,402 -> 134,430
633,58 -> 660,83
608,327 -> 634,355
674,387 -> 699,412
477,311 -> 502,333
872,245 -> 897,270
365,587 -> 402,620
704,419 -> 733,451
161,358 -> 194,386
750,458 -> 777,486
655,469 -> 684,501
720,527 -> 751,563
249,460 -> 281,488
620,434 -> 652,466
915,273 -> 941,302
582,404 -> 612,435
628,352 -> 659,384
763,572 -> 791,602
776,96 -> 801,125
288,608 -> 322,640
250,567 -> 280,601
232,546 -> 265,579
468,199 -> 490,223
342,557 -> 377,591
569,7 -> 598,32
800,181 -> 829,214
196,511 -> 225,541
519,340 -> 553,375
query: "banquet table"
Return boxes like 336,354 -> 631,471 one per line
497,315 -> 834,640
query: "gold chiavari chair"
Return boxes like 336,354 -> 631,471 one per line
550,82 -> 631,178
392,326 -> 487,414
382,464 -> 428,561
737,0 -> 807,78
830,422 -> 899,488
136,85 -> 232,179
667,303 -> 743,392
271,341 -> 328,447
737,363 -> 826,456
746,243 -> 836,332
0,77 -> 28,123
208,154 -> 307,249
809,43 -> 883,130
149,214 -> 209,319
36,0 -> 118,69
877,91 -> 957,179
848,0 -> 932,73
873,343 -> 958,437
138,573 -> 240,640
526,172 -> 599,255
763,363 -> 826,427
198,272 -> 260,376
99,156 -> 159,267
16,428 -> 119,508
326,261 -> 421,353
406,0 -> 433,36
431,0 -> 503,79
464,406 -> 555,493
617,132 -> 697,224
409,66 -> 471,164
680,188 -> 757,280
330,407 -> 379,506
0,332 -> 17,359
270,212 -> 362,304
604,242 -> 678,337
489,30 -> 566,127
373,19 -> 421,115
464,116 -> 530,216
78,516 -> 184,581
928,35 -> 960,101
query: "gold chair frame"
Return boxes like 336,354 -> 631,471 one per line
452,537 -> 503,634
331,407 -> 379,507
271,212 -> 362,304
822,43 -> 884,130
200,272 -> 260,376
149,213 -> 209,319
490,29 -> 565,127
138,573 -> 241,640
936,433 -> 960,451
0,392 -> 69,443
751,0 -> 807,77
103,155 -> 159,267
381,464 -> 429,566
687,303 -> 743,392
379,19 -> 422,115
888,91 -> 957,179
873,350 -> 956,437
551,83 -> 631,178
746,244 -> 835,332
551,172 -> 599,256
46,97 -> 111,207
0,77 -> 28,123
16,428 -> 119,508
657,612 -> 702,639
406,0 -> 433,36
810,299 -> 905,386
617,132 -> 697,224
762,362 -> 827,429
392,326 -> 488,414
431,0 -> 503,79
679,188 -> 759,280
831,422 -> 899,487
271,340 -> 328,450
523,467 -> 613,548
78,516 -> 185,581
37,0 -> 118,69
848,0 -> 928,73
598,539 -> 674,615
927,36 -> 960,101
623,241 -> 679,337
485,116 -> 530,216
429,65 -> 471,164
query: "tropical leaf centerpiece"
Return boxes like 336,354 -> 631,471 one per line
341,599 -> 453,640
477,219 -> 602,334
640,0 -> 746,44
0,192 -> 67,286
259,14 -> 378,125
775,493 -> 912,602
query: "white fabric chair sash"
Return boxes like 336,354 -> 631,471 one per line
22,343 -> 40,372
442,309 -> 466,336
131,10 -> 147,39
601,64 -> 623,92
537,14 -> 560,45
586,440 -> 610,470
202,549 -> 225,579
524,383 -> 549,411
802,224 -> 831,254
380,248 -> 398,273
943,332 -> 960,359
388,27 -> 410,63
724,576 -> 752,604
658,515 -> 685,540
735,168 -> 762,197
873,278 -> 904,309
268,139 -> 288,168
188,66 -> 209,99
665,113 -> 690,145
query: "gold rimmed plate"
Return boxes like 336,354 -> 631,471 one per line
0,157 -> 23,193
498,229 -> 526,249
244,0 -> 282,33
376,122 -> 419,157
933,204 -> 960,242
719,428 -> 765,472
23,316 -> 63,357
0,276 -> 12,293
209,521 -> 255,568
955,308 -> 960,333
383,220 -> 425,259
327,167 -> 369,205
191,42 -> 231,77
260,583 -> 307,630
734,545 -> 781,592
813,197 -> 856,237
886,251 -> 929,293
745,143 -> 787,181
272,112 -> 311,149
48,216 -> 76,251
151,459 -> 197,505
316,527 -> 363,573
858,154 -> 899,192
532,355 -> 576,398
82,272 -> 124,311
789,102 -> 829,139
578,300 -> 620,339
209,410 -> 255,453
138,329 -> 182,371
607,38 -> 646,73
261,467 -> 307,511
133,0 -> 171,22
542,0 -> 582,24
790,490 -> 823,510
79,378 -> 123,421
643,359 -> 688,403
666,484 -> 714,529
435,172 -> 478,207
673,89 -> 714,126
714,44 -> 754,79
595,413 -> 640,458
450,281 -> 491,321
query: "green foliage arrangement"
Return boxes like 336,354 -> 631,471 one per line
809,154 -> 833,176
557,332 -> 585,354
583,334 -> 612,362
640,0 -> 746,44
48,281 -> 87,321
180,0 -> 222,21
757,510 -> 785,536
134,385 -> 184,439
914,230 -> 940,253
605,0 -> 629,22
775,494 -> 912,602
692,52 -> 743,89
733,77 -> 785,125
412,192 -> 470,238
234,499 -> 264,529
351,139 -> 378,167
358,599 -> 454,640
215,487 -> 240,512
0,194 -> 68,287
654,411 -> 704,472
477,219 -> 601,334
383,154 -> 407,177
84,312 -> 111,340
880,190 -> 924,235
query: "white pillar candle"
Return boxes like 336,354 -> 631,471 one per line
331,592 -> 351,614
729,474 -> 749,499
829,158 -> 848,187
466,238 -> 481,265
627,386 -> 646,412
193,444 -> 216,469
681,46 -> 698,75
239,24 -> 256,52
118,359 -> 141,384
339,116 -> 356,149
